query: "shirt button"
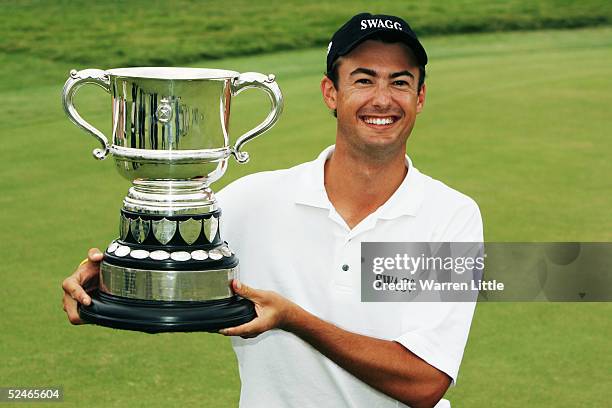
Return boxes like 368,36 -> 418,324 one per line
342,264 -> 349,271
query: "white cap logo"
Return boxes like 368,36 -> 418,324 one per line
327,41 -> 333,55
360,19 -> 403,31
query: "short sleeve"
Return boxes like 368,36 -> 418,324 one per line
395,197 -> 482,384
394,301 -> 476,384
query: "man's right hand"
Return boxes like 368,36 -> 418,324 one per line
62,248 -> 103,325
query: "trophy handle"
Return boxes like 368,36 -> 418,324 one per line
230,72 -> 284,163
62,69 -> 111,160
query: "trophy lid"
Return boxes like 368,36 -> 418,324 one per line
107,67 -> 239,80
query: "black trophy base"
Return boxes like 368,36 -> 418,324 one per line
79,290 -> 256,334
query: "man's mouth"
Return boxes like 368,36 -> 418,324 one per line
360,115 -> 399,127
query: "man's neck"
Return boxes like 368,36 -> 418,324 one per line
323,141 -> 408,229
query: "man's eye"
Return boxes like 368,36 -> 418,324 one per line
355,78 -> 372,84
393,80 -> 409,86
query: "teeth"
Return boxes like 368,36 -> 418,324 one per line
363,117 -> 394,125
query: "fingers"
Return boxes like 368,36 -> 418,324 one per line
83,248 -> 103,283
219,280 -> 264,337
61,248 -> 104,326
76,248 -> 103,305
219,319 -> 265,338
62,248 -> 103,317
62,275 -> 91,307
232,279 -> 261,301
62,292 -> 83,325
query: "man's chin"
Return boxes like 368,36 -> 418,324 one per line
351,137 -> 405,160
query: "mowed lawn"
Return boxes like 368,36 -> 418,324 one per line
0,27 -> 611,406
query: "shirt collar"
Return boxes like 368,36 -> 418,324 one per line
294,145 -> 424,219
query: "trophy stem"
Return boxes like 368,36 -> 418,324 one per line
124,179 -> 218,216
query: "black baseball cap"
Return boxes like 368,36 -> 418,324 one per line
326,13 -> 428,74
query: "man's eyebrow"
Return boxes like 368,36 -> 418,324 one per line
349,68 -> 415,79
350,68 -> 377,77
390,70 -> 414,79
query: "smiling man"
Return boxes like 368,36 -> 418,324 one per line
63,12 -> 482,408
216,13 -> 483,408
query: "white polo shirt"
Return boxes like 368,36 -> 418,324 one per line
217,145 -> 483,408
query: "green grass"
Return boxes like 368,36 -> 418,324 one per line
1,0 -> 612,69
1,25 -> 611,407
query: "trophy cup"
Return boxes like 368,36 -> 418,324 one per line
62,67 -> 283,333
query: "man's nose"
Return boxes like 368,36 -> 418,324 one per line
371,84 -> 392,109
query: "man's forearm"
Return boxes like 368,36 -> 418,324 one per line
284,305 -> 450,408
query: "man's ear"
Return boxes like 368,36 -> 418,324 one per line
416,83 -> 426,114
321,76 -> 338,111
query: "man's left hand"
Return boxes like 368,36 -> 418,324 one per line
219,279 -> 299,338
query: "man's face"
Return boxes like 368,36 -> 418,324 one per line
321,40 -> 425,157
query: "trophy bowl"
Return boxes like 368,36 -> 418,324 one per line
62,67 -> 283,333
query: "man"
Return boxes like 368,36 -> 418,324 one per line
63,13 -> 482,408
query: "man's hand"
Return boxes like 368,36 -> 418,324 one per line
61,248 -> 103,325
219,280 -> 300,338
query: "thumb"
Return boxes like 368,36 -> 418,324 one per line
232,279 -> 259,301
87,247 -> 104,263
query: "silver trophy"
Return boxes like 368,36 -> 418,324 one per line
62,67 -> 283,332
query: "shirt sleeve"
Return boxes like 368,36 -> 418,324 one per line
395,199 -> 483,384
393,301 -> 476,385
